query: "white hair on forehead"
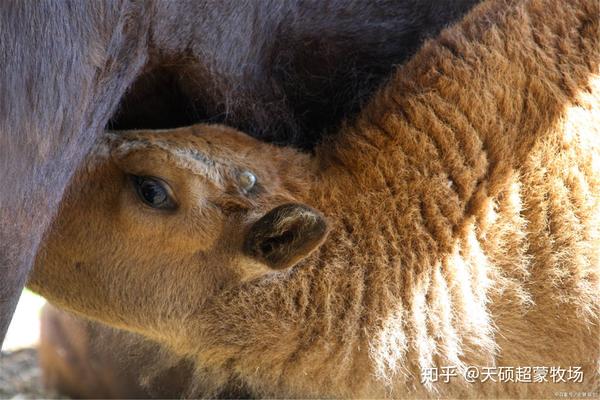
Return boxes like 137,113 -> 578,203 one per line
99,132 -> 228,185
89,132 -> 121,159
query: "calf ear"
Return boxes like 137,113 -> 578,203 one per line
244,204 -> 329,270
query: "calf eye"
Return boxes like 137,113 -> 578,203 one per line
239,170 -> 257,193
131,176 -> 177,210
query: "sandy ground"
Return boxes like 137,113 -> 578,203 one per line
0,348 -> 63,400
0,291 -> 63,399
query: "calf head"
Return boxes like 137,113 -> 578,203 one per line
29,124 -> 328,334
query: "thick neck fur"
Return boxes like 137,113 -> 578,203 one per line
171,0 -> 599,397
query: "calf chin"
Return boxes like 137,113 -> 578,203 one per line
38,304 -> 193,398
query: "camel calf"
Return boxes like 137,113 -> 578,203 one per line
0,0 -> 480,347
30,0 -> 599,397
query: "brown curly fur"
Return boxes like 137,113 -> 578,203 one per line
30,0 -> 599,397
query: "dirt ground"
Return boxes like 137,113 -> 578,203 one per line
1,291 -> 64,399
0,348 -> 63,399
